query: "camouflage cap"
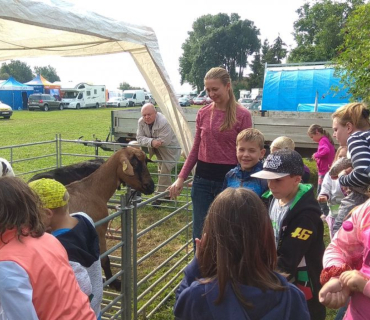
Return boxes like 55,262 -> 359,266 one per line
251,149 -> 304,180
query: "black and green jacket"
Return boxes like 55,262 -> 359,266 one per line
262,184 -> 326,320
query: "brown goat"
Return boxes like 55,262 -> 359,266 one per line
66,147 -> 154,290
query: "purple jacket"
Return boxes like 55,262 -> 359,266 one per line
314,136 -> 335,176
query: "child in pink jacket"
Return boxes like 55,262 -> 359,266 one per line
308,124 -> 336,218
319,198 -> 370,320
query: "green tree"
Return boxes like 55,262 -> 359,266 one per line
248,53 -> 264,89
118,82 -> 145,91
0,60 -> 33,83
179,13 -> 260,91
335,3 -> 370,102
34,65 -> 60,82
289,0 -> 364,63
247,36 -> 287,89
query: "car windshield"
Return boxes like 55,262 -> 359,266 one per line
63,91 -> 79,99
123,93 -> 133,99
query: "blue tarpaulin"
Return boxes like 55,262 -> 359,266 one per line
262,68 -> 351,112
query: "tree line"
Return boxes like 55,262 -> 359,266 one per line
179,0 -> 368,102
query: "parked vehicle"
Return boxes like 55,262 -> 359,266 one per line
123,90 -> 146,107
61,83 -> 106,109
248,100 -> 262,111
238,90 -> 251,101
205,96 -> 213,104
251,88 -> 263,100
193,96 -> 206,105
239,98 -> 254,108
0,101 -> 12,119
145,93 -> 156,105
28,93 -> 63,111
106,97 -> 129,108
178,97 -> 191,107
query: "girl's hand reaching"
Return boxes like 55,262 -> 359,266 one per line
195,234 -> 206,260
319,277 -> 350,309
340,270 -> 368,293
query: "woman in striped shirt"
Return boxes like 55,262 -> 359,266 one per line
331,102 -> 370,234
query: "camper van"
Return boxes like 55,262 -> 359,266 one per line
61,83 -> 106,109
122,90 -> 146,107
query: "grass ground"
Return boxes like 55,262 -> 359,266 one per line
0,108 -> 338,319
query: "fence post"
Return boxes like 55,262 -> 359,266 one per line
131,190 -> 138,320
121,192 -> 132,320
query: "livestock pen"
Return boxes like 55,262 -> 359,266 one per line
0,136 -> 193,320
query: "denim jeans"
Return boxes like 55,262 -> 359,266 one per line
191,176 -> 223,247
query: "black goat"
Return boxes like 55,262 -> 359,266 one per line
28,158 -> 105,185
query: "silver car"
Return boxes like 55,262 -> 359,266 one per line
106,97 -> 129,108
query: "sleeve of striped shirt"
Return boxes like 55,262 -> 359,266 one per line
339,132 -> 370,187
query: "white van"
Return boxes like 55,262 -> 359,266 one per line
123,90 -> 146,107
62,83 -> 106,109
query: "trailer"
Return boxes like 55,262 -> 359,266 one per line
105,108 -> 336,156
61,83 -> 106,109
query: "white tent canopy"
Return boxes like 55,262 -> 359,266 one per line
0,0 -> 193,155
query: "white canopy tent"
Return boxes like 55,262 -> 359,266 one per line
0,0 -> 193,155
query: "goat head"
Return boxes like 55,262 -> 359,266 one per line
117,147 -> 154,195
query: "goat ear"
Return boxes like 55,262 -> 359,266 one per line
122,159 -> 135,176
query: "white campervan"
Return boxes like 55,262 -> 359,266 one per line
62,83 -> 106,109
123,90 -> 146,107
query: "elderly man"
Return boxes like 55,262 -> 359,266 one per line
137,104 -> 181,203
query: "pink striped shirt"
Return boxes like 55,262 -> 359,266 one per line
179,104 -> 252,180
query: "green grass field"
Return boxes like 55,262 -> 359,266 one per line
0,108 -> 338,319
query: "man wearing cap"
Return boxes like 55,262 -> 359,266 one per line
252,149 -> 326,320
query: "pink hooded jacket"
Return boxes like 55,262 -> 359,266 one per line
323,199 -> 370,320
314,136 -> 335,176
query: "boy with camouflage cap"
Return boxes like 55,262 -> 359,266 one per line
29,178 -> 103,320
252,149 -> 325,320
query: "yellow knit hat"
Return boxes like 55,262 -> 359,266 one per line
29,178 -> 68,209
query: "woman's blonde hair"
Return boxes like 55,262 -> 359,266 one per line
204,67 -> 237,131
332,102 -> 370,130
307,124 -> 335,146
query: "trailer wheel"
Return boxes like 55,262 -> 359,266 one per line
96,103 -> 99,108
117,103 -> 120,108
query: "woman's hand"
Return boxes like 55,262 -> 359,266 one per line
340,270 -> 368,293
167,178 -> 184,199
319,277 -> 350,309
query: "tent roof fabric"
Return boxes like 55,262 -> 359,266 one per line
0,0 -> 193,155
0,76 -> 34,90
25,74 -> 61,88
